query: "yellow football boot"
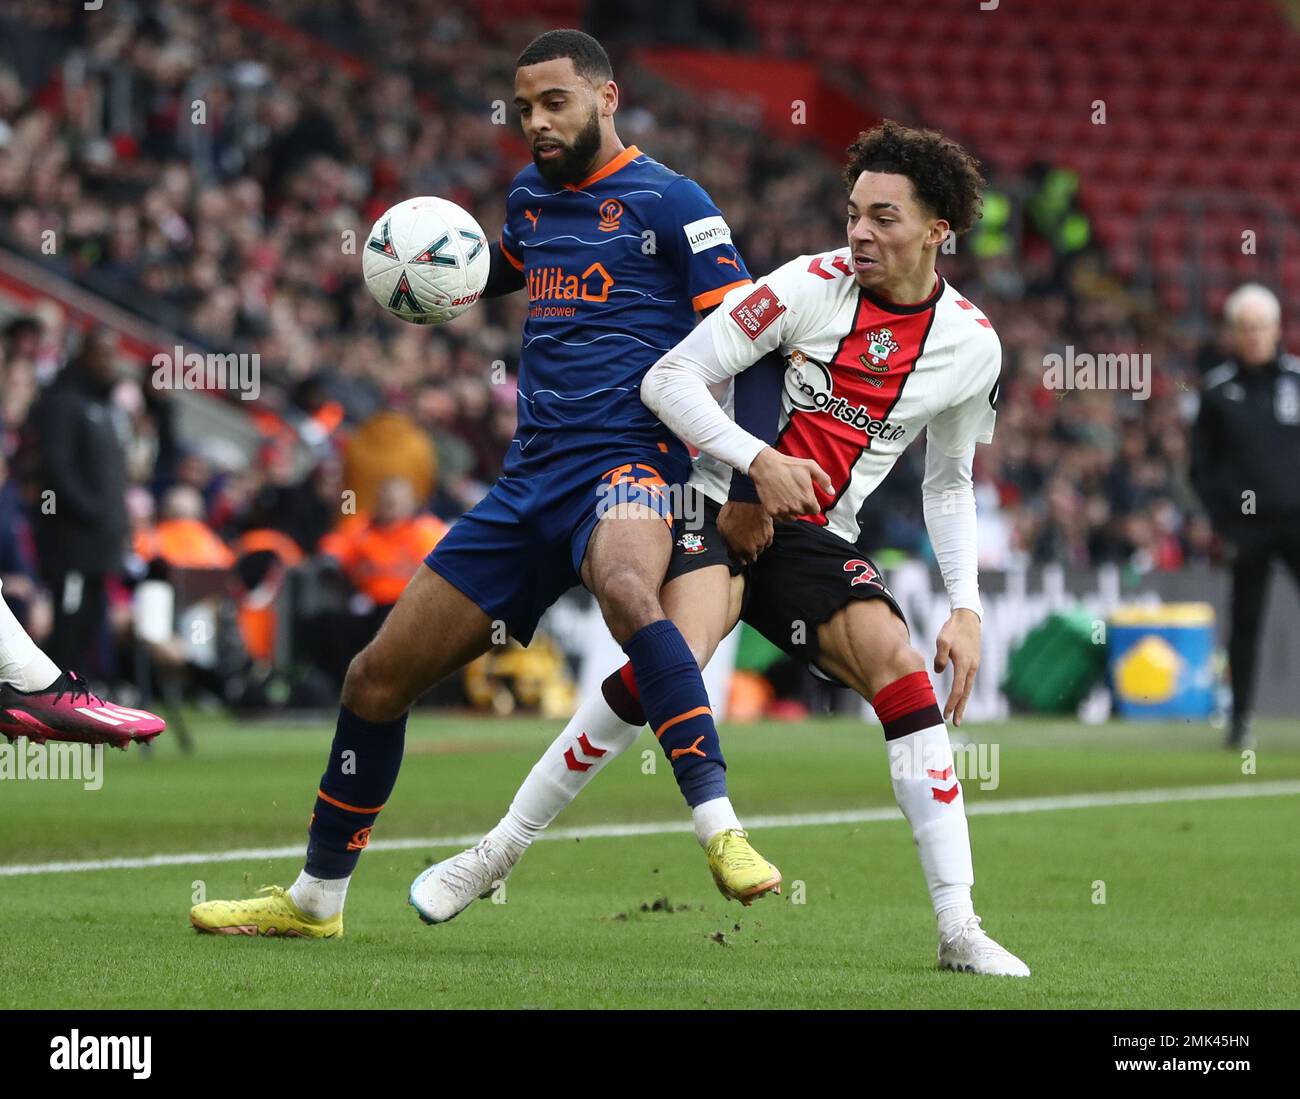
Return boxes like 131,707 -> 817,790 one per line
189,885 -> 342,938
705,829 -> 781,905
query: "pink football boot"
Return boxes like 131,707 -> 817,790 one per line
0,671 -> 166,749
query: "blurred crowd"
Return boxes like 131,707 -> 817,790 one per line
0,0 -> 1267,689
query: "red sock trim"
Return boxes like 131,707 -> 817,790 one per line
872,671 -> 936,722
619,661 -> 640,700
872,671 -> 943,740
601,662 -> 646,727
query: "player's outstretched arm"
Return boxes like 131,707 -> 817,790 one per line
921,440 -> 983,726
641,319 -> 764,468
641,321 -> 829,520
921,328 -> 1000,725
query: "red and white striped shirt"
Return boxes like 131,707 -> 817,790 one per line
642,246 -> 1002,615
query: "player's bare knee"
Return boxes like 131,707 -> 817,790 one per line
595,567 -> 663,641
679,630 -> 711,669
341,648 -> 407,723
891,642 -> 927,682
856,640 -> 923,698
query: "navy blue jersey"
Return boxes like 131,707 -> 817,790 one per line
498,145 -> 751,472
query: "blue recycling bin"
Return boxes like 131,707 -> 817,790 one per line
1108,603 -> 1216,720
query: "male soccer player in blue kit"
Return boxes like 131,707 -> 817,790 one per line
190,30 -> 801,937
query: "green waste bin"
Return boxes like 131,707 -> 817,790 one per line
1002,610 -> 1108,713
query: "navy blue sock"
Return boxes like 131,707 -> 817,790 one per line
622,620 -> 727,807
305,705 -> 407,879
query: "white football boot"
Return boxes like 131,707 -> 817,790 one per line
408,835 -> 524,924
937,915 -> 1031,976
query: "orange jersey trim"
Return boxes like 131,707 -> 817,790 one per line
564,144 -> 642,192
655,705 -> 712,740
499,236 -> 524,271
316,789 -> 385,815
692,278 -> 751,313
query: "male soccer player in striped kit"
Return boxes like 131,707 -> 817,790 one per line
191,30 -> 783,938
419,122 -> 1030,976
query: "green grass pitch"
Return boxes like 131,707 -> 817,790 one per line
2,712 -> 1297,1009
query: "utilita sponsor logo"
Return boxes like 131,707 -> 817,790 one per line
526,262 -> 614,303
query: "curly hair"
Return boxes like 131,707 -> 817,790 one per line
843,121 -> 985,235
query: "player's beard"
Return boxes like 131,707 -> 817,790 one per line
532,109 -> 603,186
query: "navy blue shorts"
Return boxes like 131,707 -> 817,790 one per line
425,446 -> 688,644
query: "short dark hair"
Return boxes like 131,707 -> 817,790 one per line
3,316 -> 41,341
843,120 -> 985,235
517,29 -> 613,85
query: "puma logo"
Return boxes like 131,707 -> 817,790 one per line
523,209 -> 540,232
670,736 -> 708,761
715,255 -> 740,270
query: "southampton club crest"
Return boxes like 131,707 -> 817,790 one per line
677,532 -> 706,555
860,328 -> 900,373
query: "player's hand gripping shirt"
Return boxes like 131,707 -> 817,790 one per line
497,145 -> 751,472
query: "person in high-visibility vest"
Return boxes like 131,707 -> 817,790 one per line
1026,163 -> 1091,267
313,476 -> 448,685
967,188 -> 1014,260
133,486 -> 235,570
318,477 -> 447,608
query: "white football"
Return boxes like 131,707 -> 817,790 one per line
362,196 -> 491,325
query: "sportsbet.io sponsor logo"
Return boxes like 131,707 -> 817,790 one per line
786,350 -> 907,442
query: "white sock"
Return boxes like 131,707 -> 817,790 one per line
886,721 -> 975,936
289,869 -> 350,919
0,580 -> 60,692
692,796 -> 742,847
487,684 -> 644,851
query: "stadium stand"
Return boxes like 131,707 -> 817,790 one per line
0,0 -> 1293,701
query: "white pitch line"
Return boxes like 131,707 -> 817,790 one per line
3,779 -> 1298,878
